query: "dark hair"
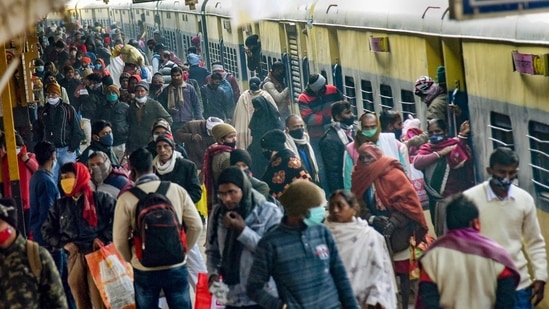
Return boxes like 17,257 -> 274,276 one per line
162,51 -> 171,59
86,73 -> 102,82
91,120 -> 112,136
89,151 -> 110,163
171,66 -> 183,75
60,162 -> 76,174
245,34 -> 259,47
34,141 -> 56,166
271,61 -> 285,71
187,46 -> 197,54
102,75 -> 114,86
427,118 -> 447,132
489,147 -> 519,168
64,65 -> 75,73
129,148 -> 153,174
211,72 -> 223,81
43,71 -> 55,81
379,110 -> 402,131
331,101 -> 351,121
285,114 -> 301,127
446,194 -> 479,230
329,190 -> 360,212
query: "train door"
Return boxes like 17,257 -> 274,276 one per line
441,38 -> 468,137
282,23 -> 305,112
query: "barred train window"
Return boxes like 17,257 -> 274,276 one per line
209,42 -> 221,64
223,46 -> 239,79
400,90 -> 416,117
528,121 -> 549,199
344,76 -> 357,116
379,84 -> 394,110
489,112 -> 514,150
361,80 -> 375,113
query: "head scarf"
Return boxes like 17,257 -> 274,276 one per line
65,162 -> 97,227
248,96 -> 282,138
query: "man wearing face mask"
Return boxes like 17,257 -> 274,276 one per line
204,123 -> 238,214
126,81 -> 172,154
320,101 -> 355,194
200,72 -> 233,122
247,180 -> 359,309
284,115 -> 319,184
96,85 -> 130,162
78,120 -> 119,165
76,73 -> 106,148
262,61 -> 290,120
207,167 -> 282,308
87,151 -> 131,199
0,200 -> 68,308
260,129 -> 311,198
34,58 -> 46,79
36,83 -> 85,182
233,77 -> 276,150
464,147 -> 548,308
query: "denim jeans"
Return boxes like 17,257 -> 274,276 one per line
515,287 -> 533,309
53,146 -> 77,183
51,249 -> 76,309
134,264 -> 192,309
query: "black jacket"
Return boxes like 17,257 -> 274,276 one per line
37,101 -> 85,152
156,157 -> 202,203
96,100 -> 130,146
319,126 -> 351,194
41,191 -> 116,253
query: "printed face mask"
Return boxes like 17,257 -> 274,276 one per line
491,176 -> 513,191
304,206 -> 326,227
429,134 -> 445,144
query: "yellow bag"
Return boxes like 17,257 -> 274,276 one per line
195,184 -> 208,217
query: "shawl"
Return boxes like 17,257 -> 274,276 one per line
153,151 -> 182,175
203,144 -> 234,211
423,84 -> 445,106
66,162 -> 97,227
167,81 -> 187,110
331,122 -> 353,146
326,218 -> 397,308
233,90 -> 277,150
248,96 -> 282,137
284,132 -> 319,183
351,147 -> 428,236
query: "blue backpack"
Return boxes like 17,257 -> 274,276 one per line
218,73 -> 235,104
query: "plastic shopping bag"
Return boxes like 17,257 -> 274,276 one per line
195,272 -> 225,309
196,184 -> 208,218
85,241 -> 136,309
410,166 -> 428,206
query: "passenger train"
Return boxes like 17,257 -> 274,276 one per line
47,0 -> 549,301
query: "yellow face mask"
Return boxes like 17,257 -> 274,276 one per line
60,178 -> 76,195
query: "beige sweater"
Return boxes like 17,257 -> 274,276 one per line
464,182 -> 548,289
113,179 -> 203,271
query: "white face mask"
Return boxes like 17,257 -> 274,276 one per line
135,96 -> 147,103
47,97 -> 60,105
15,147 -> 22,155
153,134 -> 159,142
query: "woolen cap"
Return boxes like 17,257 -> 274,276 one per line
107,85 -> 120,96
45,83 -> 61,96
217,166 -> 245,189
212,123 -> 237,141
279,180 -> 325,216
260,129 -> 286,151
156,132 -> 175,149
135,81 -> 149,92
152,118 -> 171,132
230,149 -> 252,167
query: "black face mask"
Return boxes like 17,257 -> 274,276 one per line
394,129 -> 403,140
224,141 -> 236,148
341,117 -> 355,126
289,128 -> 305,140
262,150 -> 273,160
250,84 -> 260,91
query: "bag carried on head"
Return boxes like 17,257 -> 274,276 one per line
130,181 -> 187,267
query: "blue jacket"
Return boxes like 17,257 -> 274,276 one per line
247,220 -> 359,309
29,168 -> 60,247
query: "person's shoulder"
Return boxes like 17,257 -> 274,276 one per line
93,190 -> 116,202
175,156 -> 196,168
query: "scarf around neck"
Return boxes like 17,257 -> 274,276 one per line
153,151 -> 182,175
167,82 -> 186,110
66,162 -> 98,227
284,132 -> 319,182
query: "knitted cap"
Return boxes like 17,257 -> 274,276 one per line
230,149 -> 252,167
135,81 -> 149,92
81,56 -> 92,64
156,132 -> 175,149
279,180 -> 325,216
218,166 -> 245,190
212,123 -> 237,141
308,74 -> 326,93
260,129 -> 286,151
81,68 -> 93,79
0,198 -> 17,229
152,118 -> 171,133
45,83 -> 61,96
107,85 -> 120,96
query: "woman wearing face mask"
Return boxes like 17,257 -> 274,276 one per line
326,190 -> 397,309
413,118 -> 474,226
0,134 -> 38,232
351,143 -> 428,308
92,58 -> 110,78
41,162 -> 116,309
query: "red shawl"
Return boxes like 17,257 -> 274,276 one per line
417,137 -> 471,169
65,162 -> 97,227
203,144 -> 233,213
351,156 -> 428,235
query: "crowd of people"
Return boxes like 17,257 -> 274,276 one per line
0,21 -> 546,309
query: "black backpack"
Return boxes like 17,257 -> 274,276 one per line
130,181 -> 187,267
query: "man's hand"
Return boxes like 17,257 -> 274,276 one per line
208,274 -> 219,289
63,242 -> 79,255
192,133 -> 202,142
222,211 -> 245,234
530,280 -> 545,306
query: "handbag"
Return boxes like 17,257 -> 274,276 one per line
85,240 -> 136,309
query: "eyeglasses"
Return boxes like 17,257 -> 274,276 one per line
217,188 -> 241,199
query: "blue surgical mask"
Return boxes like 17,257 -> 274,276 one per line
429,133 -> 445,144
95,64 -> 102,70
361,128 -> 377,137
99,132 -> 113,146
106,93 -> 118,102
36,66 -> 44,72
304,206 -> 326,227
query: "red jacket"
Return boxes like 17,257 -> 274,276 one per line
298,85 -> 342,138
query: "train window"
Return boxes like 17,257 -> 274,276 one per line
379,85 -> 394,110
489,112 -> 514,150
527,121 -> 549,199
361,80 -> 375,112
223,46 -> 240,79
209,41 -> 222,64
400,90 -> 416,117
344,76 -> 357,116
259,55 -> 269,78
